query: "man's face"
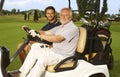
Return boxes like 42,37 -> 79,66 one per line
46,9 -> 55,22
60,9 -> 71,25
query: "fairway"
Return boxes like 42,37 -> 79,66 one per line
0,15 -> 120,77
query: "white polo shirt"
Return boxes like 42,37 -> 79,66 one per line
50,21 -> 79,57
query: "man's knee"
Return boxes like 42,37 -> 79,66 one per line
17,42 -> 30,52
17,43 -> 23,49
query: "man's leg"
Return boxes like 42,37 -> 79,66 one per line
26,46 -> 65,77
19,50 -> 27,64
18,43 -> 31,64
19,43 -> 65,77
19,43 -> 41,77
17,43 -> 27,63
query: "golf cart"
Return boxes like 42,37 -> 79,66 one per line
0,0 -> 115,76
0,24 -> 112,77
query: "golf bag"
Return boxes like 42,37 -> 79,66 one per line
81,24 -> 114,70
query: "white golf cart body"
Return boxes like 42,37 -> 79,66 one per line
45,60 -> 109,77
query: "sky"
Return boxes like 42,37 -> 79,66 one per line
2,0 -> 120,15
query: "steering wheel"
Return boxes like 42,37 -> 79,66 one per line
23,26 -> 42,42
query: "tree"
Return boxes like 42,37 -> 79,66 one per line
76,0 -> 96,19
86,0 -> 96,20
75,0 -> 83,18
24,12 -> 27,21
33,10 -> 39,21
94,0 -> 100,21
68,0 -> 71,9
76,0 -> 108,21
0,0 -> 5,14
17,9 -> 20,14
11,9 -> 16,14
100,0 -> 108,20
119,9 -> 120,14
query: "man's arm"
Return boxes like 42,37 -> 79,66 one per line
38,30 -> 51,35
38,30 -> 65,43
40,34 -> 65,43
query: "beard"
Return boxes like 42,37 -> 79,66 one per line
60,19 -> 70,25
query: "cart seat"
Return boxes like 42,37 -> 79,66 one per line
46,27 -> 87,72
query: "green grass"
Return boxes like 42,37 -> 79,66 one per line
109,22 -> 120,77
0,15 -> 120,77
0,15 -> 47,70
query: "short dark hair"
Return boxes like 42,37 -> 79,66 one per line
45,6 -> 56,14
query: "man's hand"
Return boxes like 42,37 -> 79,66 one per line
22,25 -> 30,32
29,30 -> 40,38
